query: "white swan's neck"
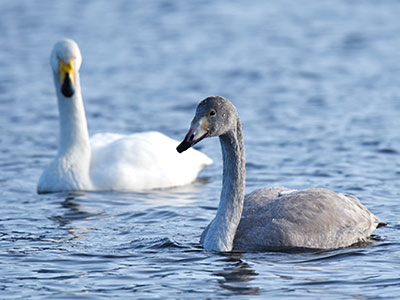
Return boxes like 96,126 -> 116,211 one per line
203,119 -> 245,251
54,72 -> 92,187
56,74 -> 90,156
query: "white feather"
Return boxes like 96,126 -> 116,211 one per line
37,39 -> 212,193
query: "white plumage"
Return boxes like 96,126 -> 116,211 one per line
89,131 -> 211,190
37,39 -> 212,193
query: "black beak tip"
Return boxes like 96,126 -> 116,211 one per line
61,74 -> 75,97
176,141 -> 191,153
61,86 -> 75,97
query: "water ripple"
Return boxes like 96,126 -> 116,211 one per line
1,1 -> 400,299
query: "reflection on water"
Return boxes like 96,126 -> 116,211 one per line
50,192 -> 105,241
215,253 -> 260,296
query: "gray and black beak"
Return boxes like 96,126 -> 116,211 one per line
177,117 -> 209,153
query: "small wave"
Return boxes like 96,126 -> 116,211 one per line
377,148 -> 398,154
147,238 -> 185,250
128,237 -> 186,251
361,140 -> 380,147
246,162 -> 266,170
295,249 -> 367,263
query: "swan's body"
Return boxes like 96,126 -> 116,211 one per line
177,96 -> 383,252
37,39 -> 212,193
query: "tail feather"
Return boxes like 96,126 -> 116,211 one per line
377,222 -> 387,228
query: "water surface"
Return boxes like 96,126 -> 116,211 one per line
1,1 -> 400,299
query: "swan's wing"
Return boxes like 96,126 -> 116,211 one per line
90,132 -> 125,149
90,131 -> 212,191
201,187 -> 292,246
234,188 -> 380,251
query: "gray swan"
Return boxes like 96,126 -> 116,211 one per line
177,96 -> 384,252
37,39 -> 212,193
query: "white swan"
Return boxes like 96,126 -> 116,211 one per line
37,39 -> 212,193
177,96 -> 384,252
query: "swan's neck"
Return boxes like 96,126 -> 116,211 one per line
203,119 -> 245,251
54,73 -> 92,186
56,74 -> 90,156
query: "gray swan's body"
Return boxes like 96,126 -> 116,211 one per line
37,39 -> 212,193
177,96 -> 383,252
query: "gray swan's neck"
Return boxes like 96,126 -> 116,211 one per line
202,119 -> 246,251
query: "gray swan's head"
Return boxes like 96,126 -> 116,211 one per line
177,96 -> 239,153
50,39 -> 82,98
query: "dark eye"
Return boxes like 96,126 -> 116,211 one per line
210,110 -> 216,116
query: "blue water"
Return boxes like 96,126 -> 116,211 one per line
1,1 -> 400,299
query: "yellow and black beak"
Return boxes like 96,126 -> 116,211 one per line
58,59 -> 75,97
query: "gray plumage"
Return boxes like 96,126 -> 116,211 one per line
234,187 -> 380,251
177,96 -> 383,252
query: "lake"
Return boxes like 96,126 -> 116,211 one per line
0,0 -> 400,299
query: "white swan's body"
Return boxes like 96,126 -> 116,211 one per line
37,39 -> 212,193
177,96 -> 384,252
89,131 -> 211,190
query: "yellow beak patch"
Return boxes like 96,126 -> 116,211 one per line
58,59 -> 75,85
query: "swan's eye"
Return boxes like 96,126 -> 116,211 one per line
210,110 -> 216,116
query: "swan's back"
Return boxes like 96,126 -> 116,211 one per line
90,131 -> 212,191
234,187 -> 380,251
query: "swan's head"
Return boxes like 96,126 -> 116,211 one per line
50,39 -> 82,98
177,96 -> 238,153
